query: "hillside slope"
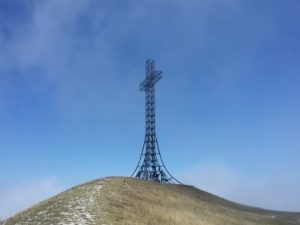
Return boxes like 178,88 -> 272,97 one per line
4,177 -> 300,225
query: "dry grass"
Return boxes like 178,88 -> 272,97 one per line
4,177 -> 300,225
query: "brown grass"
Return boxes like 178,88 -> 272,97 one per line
4,177 -> 300,225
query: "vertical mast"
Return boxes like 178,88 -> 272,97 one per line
131,59 -> 181,184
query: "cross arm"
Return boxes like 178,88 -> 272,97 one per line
139,71 -> 163,91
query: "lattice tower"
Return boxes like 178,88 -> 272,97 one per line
131,59 -> 181,184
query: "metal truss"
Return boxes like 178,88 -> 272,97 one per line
131,59 -> 181,184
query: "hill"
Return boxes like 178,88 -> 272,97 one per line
3,177 -> 300,225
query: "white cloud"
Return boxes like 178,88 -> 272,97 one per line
0,0 -> 119,117
1,0 -> 90,70
0,177 -> 66,219
179,159 -> 300,212
0,0 -> 249,117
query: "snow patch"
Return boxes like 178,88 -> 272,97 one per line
14,183 -> 103,225
95,185 -> 103,191
57,194 -> 96,225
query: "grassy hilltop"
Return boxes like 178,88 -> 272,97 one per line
4,177 -> 300,225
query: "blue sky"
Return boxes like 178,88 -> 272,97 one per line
0,0 -> 300,218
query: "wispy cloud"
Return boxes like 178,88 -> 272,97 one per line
179,159 -> 300,212
0,177 -> 66,219
1,0 -> 89,69
0,0 -> 124,118
0,0 -> 254,117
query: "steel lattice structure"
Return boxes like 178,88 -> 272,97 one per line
131,59 -> 181,184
